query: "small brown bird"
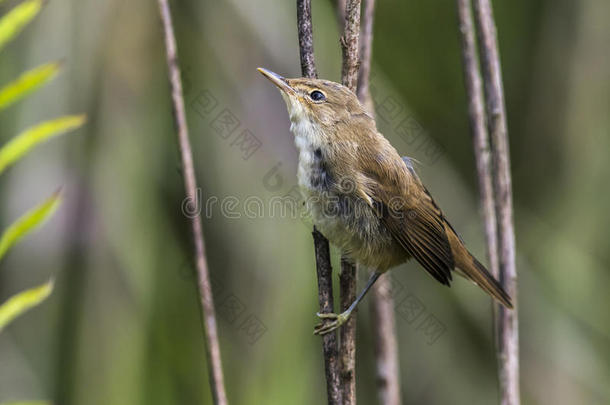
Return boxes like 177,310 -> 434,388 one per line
258,68 -> 513,335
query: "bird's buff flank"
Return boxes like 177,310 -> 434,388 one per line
258,67 -> 512,335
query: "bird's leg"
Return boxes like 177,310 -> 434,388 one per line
314,271 -> 381,335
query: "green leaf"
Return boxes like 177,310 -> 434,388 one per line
0,0 -> 43,52
0,62 -> 61,110
0,191 -> 62,262
0,279 -> 53,332
0,115 -> 85,175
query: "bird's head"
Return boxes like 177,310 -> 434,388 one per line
257,67 -> 368,131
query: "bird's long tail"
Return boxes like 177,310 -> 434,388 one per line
445,225 -> 513,308
458,253 -> 513,309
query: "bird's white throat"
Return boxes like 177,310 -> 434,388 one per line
290,117 -> 324,193
279,93 -> 326,192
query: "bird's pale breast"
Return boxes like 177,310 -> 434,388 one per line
291,120 -> 407,271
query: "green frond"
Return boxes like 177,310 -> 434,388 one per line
0,0 -> 43,52
0,191 -> 62,262
0,279 -> 53,332
0,115 -> 85,175
0,62 -> 61,111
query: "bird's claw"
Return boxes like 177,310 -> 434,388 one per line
313,311 -> 350,335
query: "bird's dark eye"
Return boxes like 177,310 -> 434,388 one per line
310,90 -> 326,101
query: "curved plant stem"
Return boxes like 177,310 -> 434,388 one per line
157,1 -> 228,404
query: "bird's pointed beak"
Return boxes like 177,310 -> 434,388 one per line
257,67 -> 296,96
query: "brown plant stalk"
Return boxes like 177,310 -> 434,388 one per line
457,0 -> 520,404
339,1 -> 362,404
356,0 -> 373,106
296,1 -> 342,404
339,257 -> 357,405
357,1 -> 402,403
455,0 -> 499,280
341,0 -> 362,92
157,1 -> 228,404
370,277 -> 401,405
472,1 -> 520,403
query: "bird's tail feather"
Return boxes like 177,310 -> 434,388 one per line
456,253 -> 513,309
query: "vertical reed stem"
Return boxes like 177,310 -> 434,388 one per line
357,1 -> 402,403
297,1 -> 342,404
458,1 -> 520,403
339,1 -> 362,404
157,1 -> 228,404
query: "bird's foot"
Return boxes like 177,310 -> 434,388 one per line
313,310 -> 352,335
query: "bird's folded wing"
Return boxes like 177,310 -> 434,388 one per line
362,155 -> 455,285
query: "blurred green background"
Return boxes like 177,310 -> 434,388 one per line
1,0 -> 609,404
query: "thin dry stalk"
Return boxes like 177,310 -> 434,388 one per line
297,0 -> 318,79
455,0 -> 499,281
297,1 -> 342,404
156,1 -> 228,404
339,1 -> 362,404
472,1 -> 520,404
312,228 -> 342,405
357,1 -> 402,404
370,277 -> 401,405
341,0 -> 362,92
339,257 -> 357,404
338,100 -> 358,405
356,0 -> 374,106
